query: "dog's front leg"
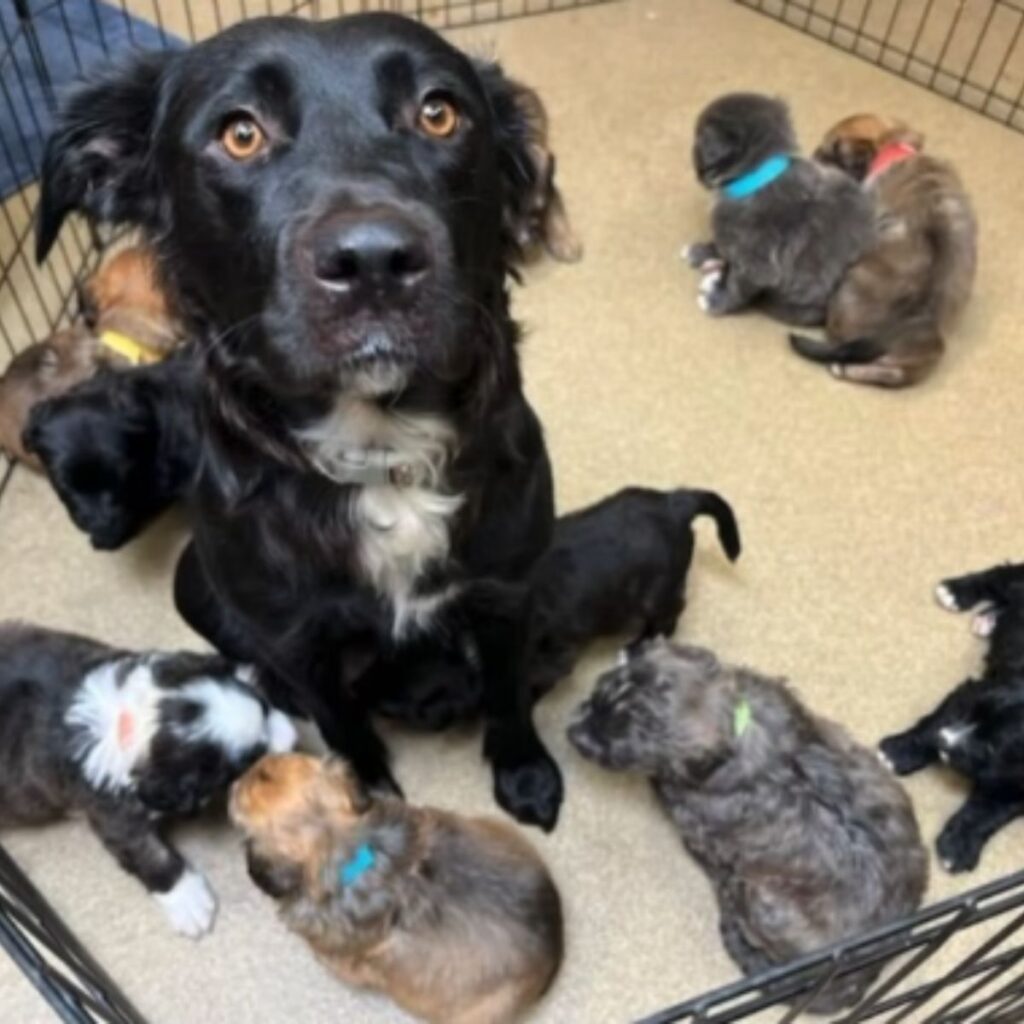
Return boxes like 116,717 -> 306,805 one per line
936,787 -> 1024,873
88,805 -> 215,938
461,581 -> 563,831
697,264 -> 759,316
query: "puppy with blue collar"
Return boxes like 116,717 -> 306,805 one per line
230,753 -> 563,1024
683,93 -> 875,327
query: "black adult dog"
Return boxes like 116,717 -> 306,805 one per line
881,563 -> 1024,872
36,14 -> 575,828
24,353 -> 200,549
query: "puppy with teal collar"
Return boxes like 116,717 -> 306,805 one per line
684,93 -> 875,326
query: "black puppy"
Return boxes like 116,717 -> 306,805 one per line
0,621 -> 296,937
24,351 -> 200,549
528,487 -> 741,696
880,563 -> 1024,873
36,15 -> 576,829
685,93 -> 874,326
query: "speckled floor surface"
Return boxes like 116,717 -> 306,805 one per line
2,1 -> 1024,1021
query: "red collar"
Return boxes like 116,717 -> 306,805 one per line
867,141 -> 918,181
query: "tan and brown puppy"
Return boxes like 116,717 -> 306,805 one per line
790,113 -> 977,387
0,326 -> 98,469
80,244 -> 182,363
230,754 -> 563,1024
0,243 -> 182,470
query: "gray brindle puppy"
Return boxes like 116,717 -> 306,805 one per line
568,639 -> 927,1012
0,622 -> 296,937
685,93 -> 875,326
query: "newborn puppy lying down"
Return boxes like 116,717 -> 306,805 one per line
569,639 -> 927,1013
528,486 -> 741,695
685,93 -> 874,326
231,753 -> 563,1024
0,622 -> 296,937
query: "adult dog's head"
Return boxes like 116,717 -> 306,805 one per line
36,14 -> 575,411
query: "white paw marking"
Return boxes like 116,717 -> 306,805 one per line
877,748 -> 894,771
829,363 -> 846,378
680,244 -> 694,263
699,268 -> 723,295
940,858 -> 954,872
697,293 -> 711,312
616,648 -> 630,667
154,869 -> 216,938
935,584 -> 961,611
972,611 -> 998,638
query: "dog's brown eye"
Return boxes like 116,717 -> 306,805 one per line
221,116 -> 266,161
417,96 -> 460,139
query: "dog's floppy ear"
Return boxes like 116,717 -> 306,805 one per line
475,60 -> 581,265
36,51 -> 172,264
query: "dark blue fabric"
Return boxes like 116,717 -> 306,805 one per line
0,0 -> 183,199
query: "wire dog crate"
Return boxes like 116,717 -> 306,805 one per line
737,0 -> 1024,133
3,1 -> 1024,1023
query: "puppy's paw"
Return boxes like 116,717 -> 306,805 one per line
154,868 -> 216,938
491,740 -> 564,832
681,241 -> 719,269
971,609 -> 999,638
878,733 -> 934,776
697,268 -> 728,316
936,826 -> 982,874
935,583 -> 965,612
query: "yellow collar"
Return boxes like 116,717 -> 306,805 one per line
99,329 -> 162,366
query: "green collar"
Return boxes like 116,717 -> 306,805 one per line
733,698 -> 753,738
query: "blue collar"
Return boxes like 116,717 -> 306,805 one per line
338,843 -> 376,887
722,154 -> 792,199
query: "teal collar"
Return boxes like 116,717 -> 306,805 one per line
339,843 -> 376,887
733,698 -> 753,738
722,154 -> 792,199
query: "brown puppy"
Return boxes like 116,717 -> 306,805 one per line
790,113 -> 977,387
0,327 -> 98,469
0,243 -> 182,470
81,244 -> 182,363
230,754 -> 563,1024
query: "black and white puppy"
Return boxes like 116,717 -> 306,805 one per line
880,563 -> 1024,873
685,93 -> 874,326
528,487 -> 741,696
23,351 -> 200,550
0,621 -> 296,937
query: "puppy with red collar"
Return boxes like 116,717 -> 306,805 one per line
231,753 -> 563,1024
790,114 -> 977,387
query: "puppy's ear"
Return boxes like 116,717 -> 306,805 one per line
36,51 -> 172,264
475,60 -> 581,265
245,842 -> 304,899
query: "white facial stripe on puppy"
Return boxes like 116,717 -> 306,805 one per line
179,679 -> 276,755
66,660 -> 162,792
153,868 -> 216,938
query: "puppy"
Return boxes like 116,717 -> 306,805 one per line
23,351 -> 200,549
528,487 -> 741,695
80,243 -> 183,364
881,563 -> 1024,872
569,639 -> 927,1012
231,753 -> 563,1024
0,326 -> 99,469
0,621 -> 296,937
685,93 -> 874,326
790,114 -> 977,386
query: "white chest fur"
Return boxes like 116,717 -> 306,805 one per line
297,396 -> 463,636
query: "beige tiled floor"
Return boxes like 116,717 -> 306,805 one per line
3,1 -> 1024,1021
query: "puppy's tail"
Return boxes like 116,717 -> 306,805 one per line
669,490 -> 741,562
788,334 -> 886,365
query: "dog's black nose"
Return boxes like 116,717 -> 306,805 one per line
311,209 -> 431,303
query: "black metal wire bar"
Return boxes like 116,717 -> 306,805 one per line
903,0 -> 938,76
115,0 -> 139,46
147,0 -> 170,50
54,0 -> 85,72
918,941 -> 1024,1022
953,1 -> 1000,102
981,8 -> 1024,115
85,0 -> 113,56
944,958 -> 1024,1023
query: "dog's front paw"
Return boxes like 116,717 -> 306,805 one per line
878,732 -> 934,776
491,741 -> 564,832
697,267 -> 728,315
681,241 -> 721,270
936,582 -> 968,612
972,609 -> 999,638
153,868 -> 216,938
936,823 -> 983,874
